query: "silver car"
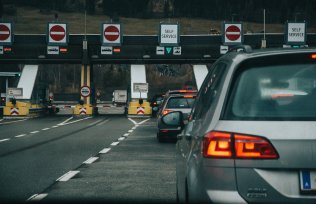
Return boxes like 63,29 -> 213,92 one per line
162,47 -> 316,203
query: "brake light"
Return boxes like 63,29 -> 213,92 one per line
162,109 -> 172,115
203,132 -> 232,158
203,131 -> 278,159
183,95 -> 194,98
235,134 -> 278,159
311,54 -> 316,59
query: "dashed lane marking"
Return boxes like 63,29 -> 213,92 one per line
132,126 -> 137,130
30,131 -> 39,134
0,138 -> 10,143
128,130 -> 133,133
83,157 -> 99,164
123,133 -> 129,137
111,142 -> 119,146
118,137 -> 125,141
56,171 -> 80,182
51,126 -> 58,128
128,118 -> 137,125
99,148 -> 111,154
15,134 -> 26,138
42,128 -> 50,131
27,193 -> 48,202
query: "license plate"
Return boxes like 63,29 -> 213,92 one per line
300,171 -> 316,193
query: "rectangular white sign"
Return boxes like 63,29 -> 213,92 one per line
133,83 -> 148,93
160,24 -> 179,45
156,46 -> 165,55
47,46 -> 59,55
287,22 -> 306,44
101,46 -> 113,55
7,88 -> 23,96
173,46 -> 181,55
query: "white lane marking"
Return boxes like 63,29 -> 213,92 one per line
51,126 -> 58,128
30,131 -> 39,134
118,137 -> 125,141
56,171 -> 80,182
111,142 -> 119,146
138,118 -> 150,125
61,117 -> 92,125
123,133 -> 129,137
15,134 -> 26,138
99,148 -> 111,154
83,157 -> 99,164
58,116 -> 73,126
0,119 -> 27,125
42,128 -> 50,131
128,129 -> 133,133
96,119 -> 110,126
132,126 -> 137,130
0,138 -> 10,143
27,193 -> 48,201
88,119 -> 102,127
0,119 -> 3,122
128,118 -> 137,125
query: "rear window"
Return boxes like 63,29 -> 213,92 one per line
166,97 -> 195,109
224,64 -> 316,120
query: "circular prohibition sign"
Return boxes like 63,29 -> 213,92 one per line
80,86 -> 91,97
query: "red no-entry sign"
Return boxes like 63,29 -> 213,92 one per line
48,23 -> 68,45
223,23 -> 243,45
0,23 -> 12,44
102,24 -> 121,45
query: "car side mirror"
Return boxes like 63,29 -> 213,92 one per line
161,111 -> 184,130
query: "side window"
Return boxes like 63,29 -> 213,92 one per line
191,62 -> 227,120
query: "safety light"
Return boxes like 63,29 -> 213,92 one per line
113,48 -> 121,53
162,109 -> 172,115
203,131 -> 279,159
60,48 -> 68,53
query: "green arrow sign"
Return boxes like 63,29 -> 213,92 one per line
165,47 -> 172,54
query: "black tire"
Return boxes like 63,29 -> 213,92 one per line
157,133 -> 164,143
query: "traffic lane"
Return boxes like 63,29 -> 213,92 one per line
43,118 -> 176,203
0,116 -> 94,156
0,115 -> 134,202
0,116 -> 73,140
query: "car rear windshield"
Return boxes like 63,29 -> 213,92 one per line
224,64 -> 316,120
166,97 -> 195,109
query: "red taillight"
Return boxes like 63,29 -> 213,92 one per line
203,132 -> 232,158
311,54 -> 316,59
162,109 -> 172,115
235,134 -> 278,159
203,131 -> 278,159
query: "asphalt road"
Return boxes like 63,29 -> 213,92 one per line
0,116 -> 176,203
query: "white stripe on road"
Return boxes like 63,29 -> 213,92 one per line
0,119 -> 27,125
132,126 -> 137,130
111,142 -> 119,146
56,171 -> 80,182
118,137 -> 125,141
30,131 -> 39,134
62,117 -> 92,125
138,119 -> 150,125
42,128 -> 50,131
0,138 -> 10,143
27,193 -> 48,201
83,157 -> 99,164
96,119 -> 110,126
128,130 -> 133,133
123,133 -> 129,137
99,148 -> 111,154
15,134 -> 26,138
51,126 -> 58,128
58,116 -> 73,126
128,118 -> 137,125
0,119 -> 3,122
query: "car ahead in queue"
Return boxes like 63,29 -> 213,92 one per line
157,90 -> 197,142
150,94 -> 165,117
162,47 -> 316,203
